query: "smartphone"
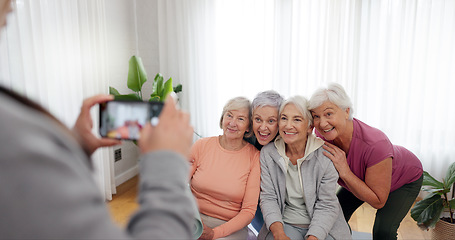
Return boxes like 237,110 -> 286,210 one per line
99,100 -> 164,140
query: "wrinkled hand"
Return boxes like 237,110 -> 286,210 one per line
198,222 -> 214,240
322,142 -> 350,177
138,96 -> 193,157
270,222 -> 291,240
72,94 -> 121,155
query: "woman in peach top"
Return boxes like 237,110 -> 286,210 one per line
189,97 -> 261,240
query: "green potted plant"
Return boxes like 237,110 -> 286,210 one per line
411,162 -> 455,239
109,55 -> 182,102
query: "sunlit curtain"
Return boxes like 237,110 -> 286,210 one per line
0,0 -> 115,200
157,0 -> 455,180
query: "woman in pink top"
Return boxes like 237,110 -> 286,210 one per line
189,97 -> 261,240
308,83 -> 423,240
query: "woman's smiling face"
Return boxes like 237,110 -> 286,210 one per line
310,101 -> 350,141
279,103 -> 311,146
221,108 -> 250,141
252,106 -> 279,146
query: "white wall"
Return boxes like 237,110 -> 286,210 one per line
105,0 -> 160,186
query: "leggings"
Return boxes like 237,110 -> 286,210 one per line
337,174 -> 423,240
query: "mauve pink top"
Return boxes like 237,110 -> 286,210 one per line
317,118 -> 423,192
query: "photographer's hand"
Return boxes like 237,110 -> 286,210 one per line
73,94 -> 121,155
139,96 -> 193,157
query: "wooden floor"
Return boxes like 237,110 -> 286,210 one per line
107,176 -> 432,239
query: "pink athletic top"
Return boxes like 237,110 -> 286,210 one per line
317,118 -> 423,192
189,136 -> 260,239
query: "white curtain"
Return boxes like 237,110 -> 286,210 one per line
0,0 -> 116,200
157,0 -> 455,180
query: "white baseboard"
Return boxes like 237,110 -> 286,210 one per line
115,165 -> 139,187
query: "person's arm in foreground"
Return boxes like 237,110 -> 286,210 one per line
130,96 -> 196,239
0,94 -> 195,239
323,142 -> 392,209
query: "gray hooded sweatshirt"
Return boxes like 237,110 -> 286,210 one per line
258,134 -> 351,240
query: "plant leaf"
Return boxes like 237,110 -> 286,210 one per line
173,84 -> 182,93
411,193 -> 444,229
444,162 -> 455,189
423,188 -> 449,195
127,56 -> 147,92
161,78 -> 174,101
423,171 -> 444,189
152,73 -> 163,95
109,87 -> 120,96
150,93 -> 160,102
449,199 -> 455,209
150,96 -> 160,102
113,94 -> 142,101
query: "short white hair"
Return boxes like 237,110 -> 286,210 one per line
308,83 -> 354,120
279,95 -> 312,127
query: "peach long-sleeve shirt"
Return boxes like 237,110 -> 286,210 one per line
189,136 -> 260,239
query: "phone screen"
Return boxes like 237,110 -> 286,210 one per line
99,100 -> 163,140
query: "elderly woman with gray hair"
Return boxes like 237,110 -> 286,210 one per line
247,90 -> 284,233
249,90 -> 284,149
258,95 -> 351,240
308,83 -> 423,240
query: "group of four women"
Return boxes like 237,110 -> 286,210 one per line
189,83 -> 423,240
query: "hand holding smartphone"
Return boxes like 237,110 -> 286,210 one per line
99,100 -> 164,140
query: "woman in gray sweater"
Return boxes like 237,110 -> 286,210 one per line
258,96 -> 351,240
